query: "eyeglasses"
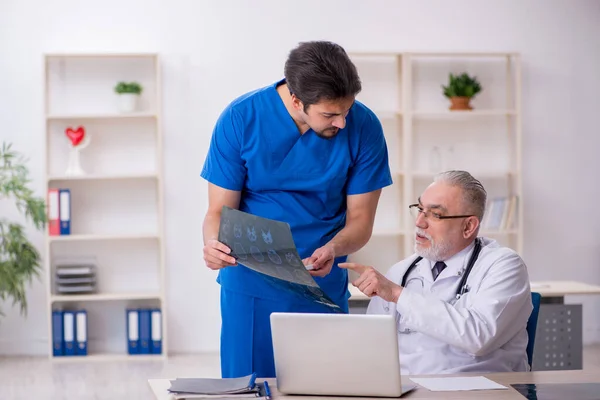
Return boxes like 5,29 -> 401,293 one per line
408,203 -> 475,221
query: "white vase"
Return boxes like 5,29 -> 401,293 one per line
65,147 -> 86,176
117,93 -> 139,113
64,134 -> 92,176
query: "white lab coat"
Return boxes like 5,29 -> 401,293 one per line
367,237 -> 533,375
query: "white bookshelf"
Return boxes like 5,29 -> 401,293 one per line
43,53 -> 167,361
347,51 -> 523,294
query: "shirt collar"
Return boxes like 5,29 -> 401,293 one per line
428,240 -> 477,279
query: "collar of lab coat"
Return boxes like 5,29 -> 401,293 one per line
426,240 -> 477,282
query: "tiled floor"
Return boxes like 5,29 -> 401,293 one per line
1,345 -> 599,400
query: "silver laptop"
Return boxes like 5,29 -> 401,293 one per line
270,312 -> 416,397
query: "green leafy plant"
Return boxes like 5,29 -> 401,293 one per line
114,81 -> 143,95
442,73 -> 482,98
0,142 -> 46,317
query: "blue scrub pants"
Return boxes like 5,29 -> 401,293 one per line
220,287 -> 348,378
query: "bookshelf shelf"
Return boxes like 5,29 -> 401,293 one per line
412,109 -> 516,118
44,52 -> 167,360
52,353 -> 166,362
409,51 -> 518,58
46,112 -> 157,120
47,233 -> 160,242
47,173 -> 158,182
51,292 -> 163,303
347,51 -> 523,293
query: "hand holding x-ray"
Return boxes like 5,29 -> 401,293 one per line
302,244 -> 336,277
218,206 -> 342,312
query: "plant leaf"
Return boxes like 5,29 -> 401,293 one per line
0,142 -> 45,318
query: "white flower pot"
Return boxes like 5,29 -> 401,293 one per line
117,93 -> 139,113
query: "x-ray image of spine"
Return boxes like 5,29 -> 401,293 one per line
221,218 -> 231,236
293,269 -> 314,286
250,246 -> 264,262
308,285 -> 326,298
234,223 -> 242,239
246,226 -> 257,242
218,206 -> 343,312
276,266 -> 294,282
261,229 -> 273,244
285,252 -> 300,266
220,236 -> 230,248
267,249 -> 282,264
234,243 -> 247,260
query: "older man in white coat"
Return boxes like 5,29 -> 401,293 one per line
340,170 -> 533,375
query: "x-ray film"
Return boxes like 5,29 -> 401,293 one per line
218,206 -> 342,312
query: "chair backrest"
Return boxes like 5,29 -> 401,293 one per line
526,292 -> 542,369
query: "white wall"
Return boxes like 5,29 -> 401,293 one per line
1,0 -> 599,355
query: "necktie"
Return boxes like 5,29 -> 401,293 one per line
432,261 -> 447,281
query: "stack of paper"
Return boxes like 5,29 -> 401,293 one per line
167,374 -> 270,400
410,376 -> 507,391
55,264 -> 97,294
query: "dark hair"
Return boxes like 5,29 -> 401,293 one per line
284,41 -> 361,110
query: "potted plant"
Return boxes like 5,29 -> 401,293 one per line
114,81 -> 143,113
442,73 -> 482,110
0,142 -> 46,317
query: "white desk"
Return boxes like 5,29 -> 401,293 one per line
529,280 -> 600,303
149,370 -> 600,400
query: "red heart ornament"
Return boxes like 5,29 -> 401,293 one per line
65,126 -> 85,146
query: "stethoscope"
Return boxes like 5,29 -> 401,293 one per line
402,237 -> 483,299
394,238 -> 483,334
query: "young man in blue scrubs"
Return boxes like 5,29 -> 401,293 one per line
200,40 -> 393,378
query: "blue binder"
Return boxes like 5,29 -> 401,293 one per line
59,189 -> 71,235
138,309 -> 151,354
52,310 -> 64,356
63,311 -> 76,356
126,309 -> 139,354
75,309 -> 87,356
150,308 -> 162,354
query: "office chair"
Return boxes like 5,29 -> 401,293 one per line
526,292 -> 542,369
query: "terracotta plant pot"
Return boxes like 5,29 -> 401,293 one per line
449,96 -> 472,110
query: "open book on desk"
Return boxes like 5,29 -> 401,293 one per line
167,374 -> 271,400
218,206 -> 343,313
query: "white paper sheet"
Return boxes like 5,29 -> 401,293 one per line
409,376 -> 508,391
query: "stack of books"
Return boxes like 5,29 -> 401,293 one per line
167,374 -> 270,400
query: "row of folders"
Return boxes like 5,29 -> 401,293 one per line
48,188 -> 71,235
127,308 -> 163,355
52,308 -> 162,356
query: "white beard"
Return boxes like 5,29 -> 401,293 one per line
414,229 -> 453,262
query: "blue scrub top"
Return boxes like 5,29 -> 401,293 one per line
201,79 -> 393,307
